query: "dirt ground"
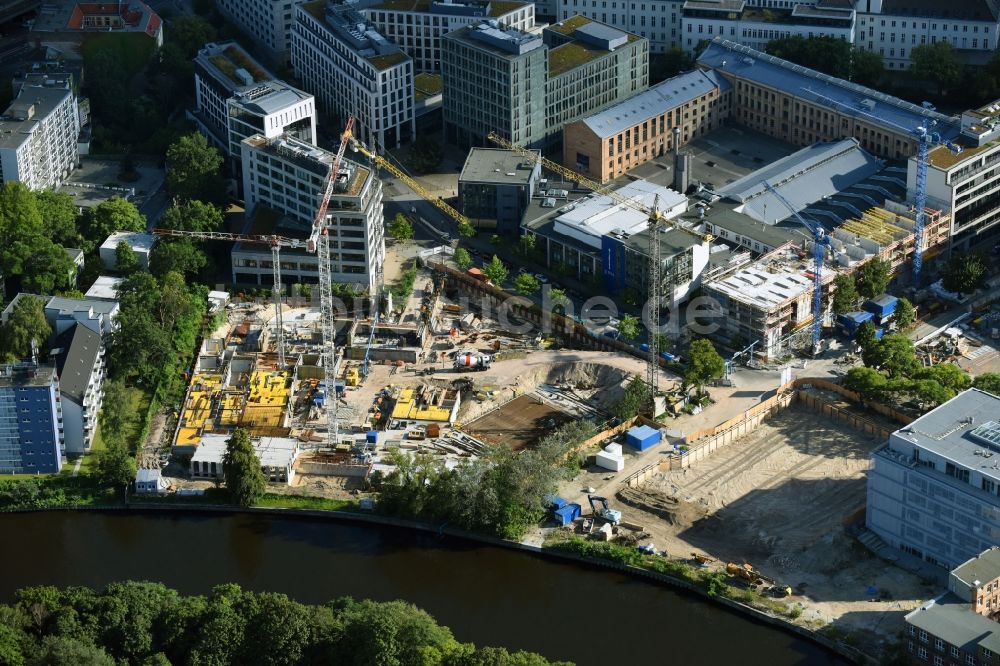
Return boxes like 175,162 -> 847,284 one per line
599,407 -> 937,652
465,394 -> 576,450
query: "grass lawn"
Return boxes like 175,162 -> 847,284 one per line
256,495 -> 356,511
81,33 -> 156,78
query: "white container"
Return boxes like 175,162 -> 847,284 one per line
604,443 -> 623,455
596,451 -> 625,472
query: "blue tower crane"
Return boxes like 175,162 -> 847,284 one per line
764,182 -> 830,356
912,125 -> 961,289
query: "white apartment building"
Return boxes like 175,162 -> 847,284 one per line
214,0 -> 297,64
236,134 -> 385,293
0,85 -> 79,190
292,2 -> 414,150
679,1 -> 855,53
908,101 -> 1000,249
52,323 -> 105,456
856,0 -> 999,71
356,0 -> 535,71
192,42 -> 316,161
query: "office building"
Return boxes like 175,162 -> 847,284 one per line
0,85 -> 80,189
458,147 -> 542,234
867,389 -> 1000,570
563,68 -> 729,183
357,0 -> 535,72
907,100 -> 1000,249
554,0 -> 683,52
697,38 -> 960,159
522,179 -> 708,302
192,41 -> 316,161
52,323 -> 104,456
31,0 -> 163,46
857,0 -> 1000,71
214,0 -> 295,64
443,16 -> 648,150
236,134 -> 385,293
190,433 -> 300,485
950,547 -> 1000,618
679,2 -> 856,54
0,360 -> 62,474
292,1 -> 414,150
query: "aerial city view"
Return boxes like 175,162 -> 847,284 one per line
2,0 -> 1000,663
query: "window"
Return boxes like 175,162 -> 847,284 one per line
966,654 -> 975,665
918,647 -> 928,661
934,658 -> 943,666
952,647 -> 961,658
936,639 -> 945,651
920,630 -> 928,643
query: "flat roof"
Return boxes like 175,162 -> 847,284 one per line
0,86 -> 73,151
83,276 -> 122,301
552,180 -> 687,248
952,548 -> 1000,587
581,69 -> 726,140
890,389 -> 1000,481
718,139 -> 881,223
194,433 -> 299,468
881,0 -> 999,21
698,39 -> 960,141
448,20 -> 543,57
100,231 -> 156,253
0,363 -> 56,388
707,263 -> 814,309
196,41 -> 273,91
906,593 -> 1000,655
45,295 -> 118,317
702,204 -> 810,248
460,147 -> 538,184
623,226 -> 700,258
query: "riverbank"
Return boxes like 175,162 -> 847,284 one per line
2,501 -> 866,664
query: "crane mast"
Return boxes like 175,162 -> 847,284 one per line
646,198 -> 661,406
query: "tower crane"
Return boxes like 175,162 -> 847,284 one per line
795,87 -> 961,289
153,116 -> 357,449
646,197 -> 661,405
763,182 -> 829,356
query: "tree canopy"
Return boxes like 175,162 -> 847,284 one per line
685,338 -> 725,394
389,213 -> 414,241
614,375 -> 649,420
618,314 -> 641,341
854,258 -> 891,300
223,429 -> 266,507
513,272 -> 540,296
483,255 -> 508,286
831,274 -> 859,316
0,582 -> 568,666
159,200 -> 223,233
943,254 -> 987,295
911,41 -> 962,94
35,190 -> 81,247
82,197 -> 146,248
894,297 -> 916,330
165,133 -> 225,205
454,247 -> 472,271
0,296 -> 51,362
975,373 -> 1000,397
765,35 -> 883,86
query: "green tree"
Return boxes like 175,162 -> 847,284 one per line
408,134 -> 443,173
618,313 -> 641,341
454,247 -> 472,270
457,222 -> 476,238
0,181 -> 44,278
854,258 -> 891,299
0,623 -> 24,666
766,35 -> 852,78
614,376 -> 649,421
149,239 -> 207,278
513,272 -> 540,296
223,429 -> 266,507
943,254 -> 987,295
29,635 -> 115,666
99,380 -> 132,439
894,297 -> 916,330
862,333 -> 917,378
911,41 -> 962,95
685,338 -> 725,395
855,320 -> 878,350
165,133 -> 225,205
482,255 -> 508,286
389,213 -> 414,241
96,438 -> 136,491
842,366 -> 888,402
548,287 -> 569,313
82,198 -> 145,247
22,240 -> 75,294
831,274 -> 858,315
650,48 -> 693,84
35,190 -> 81,247
974,373 -> 1000,396
914,364 -> 971,393
911,379 -> 955,410
115,242 -> 139,275
518,233 -> 537,258
0,296 -> 51,361
159,200 -> 223,233
851,49 -> 884,87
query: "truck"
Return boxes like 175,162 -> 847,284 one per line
454,350 -> 492,371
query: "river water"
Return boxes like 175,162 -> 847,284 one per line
1,511 -> 847,665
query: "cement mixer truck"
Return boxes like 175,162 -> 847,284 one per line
454,350 -> 492,371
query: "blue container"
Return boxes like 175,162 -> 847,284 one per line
639,343 -> 650,353
335,381 -> 346,395
545,494 -> 569,510
874,327 -> 884,340
553,503 -> 581,526
366,430 -> 378,444
659,351 -> 676,362
626,425 -> 660,451
837,311 -> 873,334
864,294 -> 898,319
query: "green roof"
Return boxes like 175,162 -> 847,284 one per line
548,42 -> 605,77
301,0 -> 326,20
208,47 -> 269,86
548,15 -> 591,35
414,72 -> 442,102
489,0 -> 526,16
367,50 -> 410,70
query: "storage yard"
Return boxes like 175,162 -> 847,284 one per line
465,394 -> 576,451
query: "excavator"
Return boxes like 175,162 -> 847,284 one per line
587,495 -> 622,525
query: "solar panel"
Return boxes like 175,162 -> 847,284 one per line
971,421 -> 1000,449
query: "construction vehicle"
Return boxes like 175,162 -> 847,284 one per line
453,350 -> 491,371
725,562 -> 774,586
587,495 -> 622,525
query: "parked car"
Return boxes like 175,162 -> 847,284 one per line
533,273 -> 549,284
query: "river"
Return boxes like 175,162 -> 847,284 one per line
1,511 -> 847,665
